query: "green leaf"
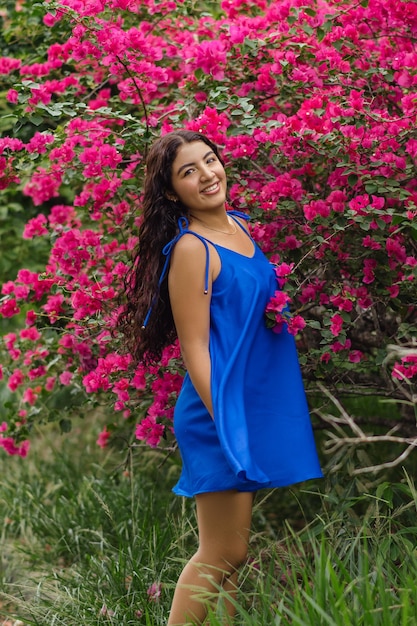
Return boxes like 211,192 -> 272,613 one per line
59,418 -> 72,434
302,24 -> 314,36
317,28 -> 326,42
28,114 -> 44,126
375,349 -> 387,366
216,101 -> 229,110
307,320 -> 322,330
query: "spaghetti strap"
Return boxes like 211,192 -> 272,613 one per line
227,209 -> 250,221
227,210 -> 252,238
142,216 -> 211,329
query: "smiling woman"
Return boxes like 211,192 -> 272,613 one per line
169,142 -> 228,215
118,130 -> 322,625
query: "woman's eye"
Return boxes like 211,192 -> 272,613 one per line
183,168 -> 194,176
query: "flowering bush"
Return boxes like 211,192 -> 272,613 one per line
0,0 -> 416,459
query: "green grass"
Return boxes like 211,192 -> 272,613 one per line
1,427 -> 417,625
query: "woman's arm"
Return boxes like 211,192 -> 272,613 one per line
168,235 -> 216,417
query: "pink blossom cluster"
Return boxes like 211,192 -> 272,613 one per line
0,421 -> 29,457
265,269 -> 306,336
0,0 -> 416,454
392,354 -> 417,382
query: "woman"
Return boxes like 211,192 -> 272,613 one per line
120,130 -> 323,624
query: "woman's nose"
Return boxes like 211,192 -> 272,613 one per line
200,165 -> 215,180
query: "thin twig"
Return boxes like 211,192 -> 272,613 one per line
317,382 -> 366,438
351,443 -> 417,475
324,433 -> 417,453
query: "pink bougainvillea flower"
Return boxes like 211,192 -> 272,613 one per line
349,350 -> 364,363
23,214 -> 49,239
23,388 -> 39,405
0,56 -> 21,74
274,263 -> 294,279
7,369 -> 24,391
6,88 -> 19,103
23,167 -> 62,205
330,293 -> 354,312
287,315 -> 306,336
329,314 -> 344,337
20,327 -> 41,341
192,39 -> 228,80
147,582 -> 162,602
96,427 -> 110,448
265,290 -> 291,314
135,416 -> 165,448
59,371 -> 73,386
42,294 -> 65,323
45,376 -> 56,391
0,437 -> 30,457
26,132 -> 54,154
43,11 -> 64,27
362,259 -> 377,284
0,298 -> 20,318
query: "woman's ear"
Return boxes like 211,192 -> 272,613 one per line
166,193 -> 178,202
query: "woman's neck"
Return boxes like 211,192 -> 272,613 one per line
190,212 -> 237,236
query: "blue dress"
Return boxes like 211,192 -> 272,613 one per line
159,211 -> 323,497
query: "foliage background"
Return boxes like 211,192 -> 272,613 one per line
0,0 -> 416,473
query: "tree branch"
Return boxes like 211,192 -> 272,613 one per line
316,380 -> 417,475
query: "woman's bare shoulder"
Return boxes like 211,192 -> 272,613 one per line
171,232 -> 208,260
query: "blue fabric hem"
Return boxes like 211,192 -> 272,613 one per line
172,470 -> 324,498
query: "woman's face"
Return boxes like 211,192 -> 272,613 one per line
170,141 -> 227,216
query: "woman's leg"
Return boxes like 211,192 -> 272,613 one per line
219,570 -> 239,624
167,490 -> 253,625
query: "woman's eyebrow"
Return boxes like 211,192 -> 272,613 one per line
177,151 -> 215,175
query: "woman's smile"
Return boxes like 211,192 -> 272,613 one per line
201,181 -> 220,194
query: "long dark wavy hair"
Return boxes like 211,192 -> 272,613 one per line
118,130 -> 225,364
